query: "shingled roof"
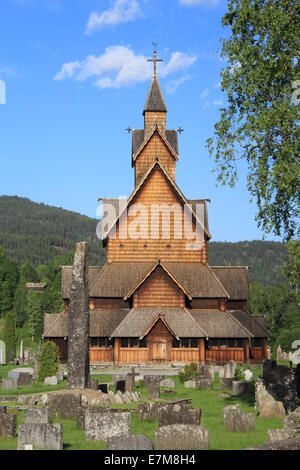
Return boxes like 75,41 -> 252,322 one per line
132,129 -> 178,157
44,308 -> 130,338
61,262 -> 232,300
111,307 -> 206,338
211,267 -> 249,300
191,310 -> 251,338
143,77 -> 167,114
230,310 -> 269,337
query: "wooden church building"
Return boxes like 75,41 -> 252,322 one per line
44,49 -> 269,365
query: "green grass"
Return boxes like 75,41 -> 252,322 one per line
0,364 -> 286,450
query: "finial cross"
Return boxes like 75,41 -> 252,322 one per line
177,127 -> 184,134
147,42 -> 163,78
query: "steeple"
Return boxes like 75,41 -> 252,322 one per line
143,44 -> 167,134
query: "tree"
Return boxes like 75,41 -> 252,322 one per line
207,0 -> 300,240
3,311 -> 16,362
38,341 -> 59,381
26,291 -> 44,341
14,281 -> 27,327
283,239 -> 300,290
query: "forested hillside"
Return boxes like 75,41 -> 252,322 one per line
0,196 -> 287,284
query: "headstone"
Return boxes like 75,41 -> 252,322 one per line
126,368 -> 140,392
157,402 -> 201,426
283,407 -> 300,431
2,378 -> 18,390
148,382 -> 160,400
222,405 -> 255,432
56,369 -> 64,383
277,345 -> 283,361
255,378 -> 286,418
244,369 -> 253,382
195,377 -> 213,390
184,380 -> 196,389
232,380 -> 253,396
67,242 -> 90,389
0,407 -> 17,437
48,392 -> 83,423
268,429 -> 296,442
18,372 -> 32,386
155,424 -> 209,450
138,402 -> 159,421
90,378 -> 98,390
221,378 -> 233,390
24,408 -> 49,425
33,353 -> 40,380
8,368 -> 33,380
85,408 -> 131,441
199,365 -> 214,381
160,378 -> 176,388
267,346 -> 272,360
224,360 -> 237,379
116,380 -> 126,393
0,340 -> 6,365
107,434 -> 154,450
18,424 -> 63,450
248,437 -> 300,450
44,376 -> 58,386
98,383 -> 109,393
144,375 -> 164,385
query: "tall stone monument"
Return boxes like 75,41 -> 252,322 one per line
67,242 -> 90,389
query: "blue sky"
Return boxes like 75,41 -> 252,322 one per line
0,0 -> 281,242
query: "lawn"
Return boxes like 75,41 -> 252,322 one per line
0,364 -> 286,450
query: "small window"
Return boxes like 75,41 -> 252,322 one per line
91,338 -> 99,347
181,338 -> 189,348
172,338 -> 180,348
228,339 -> 235,348
139,338 -> 147,348
121,338 -> 128,348
237,339 -> 244,348
190,338 -> 198,348
130,338 -> 139,348
99,338 -> 108,348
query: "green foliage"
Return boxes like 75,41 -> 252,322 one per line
283,239 -> 300,289
0,247 -> 19,317
26,291 -> 44,341
0,195 -> 105,266
3,311 -> 16,362
272,328 -> 300,357
38,341 -> 59,381
249,282 -> 300,347
178,363 -> 199,383
234,364 -> 246,381
207,0 -> 300,240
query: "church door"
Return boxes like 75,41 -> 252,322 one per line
152,340 -> 167,362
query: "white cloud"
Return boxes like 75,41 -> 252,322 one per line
179,0 -> 219,6
213,98 -> 223,106
55,45 -> 197,90
86,0 -> 141,34
200,87 -> 210,98
166,75 -> 190,94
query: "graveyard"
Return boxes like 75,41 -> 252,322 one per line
1,359 -> 299,450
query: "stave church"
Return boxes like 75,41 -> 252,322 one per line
44,48 -> 269,365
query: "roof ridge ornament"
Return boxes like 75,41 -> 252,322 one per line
147,42 -> 163,78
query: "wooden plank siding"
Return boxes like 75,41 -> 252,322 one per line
90,348 -> 114,363
133,266 -> 185,308
205,347 -> 244,364
107,168 -> 205,263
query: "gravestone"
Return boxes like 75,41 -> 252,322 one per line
232,380 -> 253,396
277,345 -> 283,361
2,378 -> 18,390
255,378 -> 286,418
116,380 -> 126,393
244,369 -> 253,382
85,408 -> 131,441
148,382 -> 160,400
199,365 -> 214,381
44,376 -> 58,386
0,340 -> 6,365
157,402 -> 201,426
0,407 -> 17,437
184,380 -> 196,389
155,424 -> 209,450
56,369 -> 64,383
221,378 -> 233,390
223,405 -> 255,432
24,408 -> 49,425
18,372 -> 32,386
90,378 -> 98,390
8,368 -> 33,380
283,407 -> 300,431
67,242 -> 90,389
126,368 -> 140,392
33,353 -> 40,380
48,392 -> 83,422
268,429 -> 296,442
107,434 -> 154,450
18,424 -> 63,450
160,378 -> 175,388
195,377 -> 213,390
138,402 -> 160,421
224,360 -> 237,379
98,383 -> 109,393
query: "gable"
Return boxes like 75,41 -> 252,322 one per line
133,265 -> 186,308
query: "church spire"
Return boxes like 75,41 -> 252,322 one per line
143,44 -> 167,123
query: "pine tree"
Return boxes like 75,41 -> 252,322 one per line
3,311 -> 16,362
26,291 -> 44,341
38,341 -> 59,381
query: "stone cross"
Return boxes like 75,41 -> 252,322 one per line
126,367 -> 140,392
67,242 -> 90,389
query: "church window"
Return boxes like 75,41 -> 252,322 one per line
181,338 -> 189,348
121,338 -> 129,348
130,338 -> 139,348
190,338 -> 198,348
172,338 -> 180,348
139,338 -> 147,348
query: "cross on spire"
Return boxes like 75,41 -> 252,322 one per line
147,42 -> 163,78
